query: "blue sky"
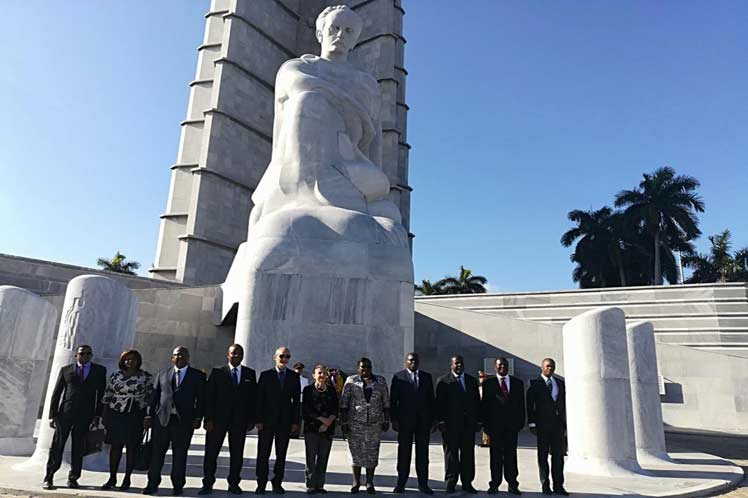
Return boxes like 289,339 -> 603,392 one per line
1,1 -> 746,292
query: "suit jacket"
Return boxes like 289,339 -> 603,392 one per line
390,369 -> 434,430
204,365 -> 257,429
150,366 -> 206,428
48,363 -> 107,420
526,376 -> 566,432
481,375 -> 525,434
435,372 -> 481,433
256,367 -> 301,429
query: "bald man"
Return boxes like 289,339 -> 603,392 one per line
255,346 -> 301,494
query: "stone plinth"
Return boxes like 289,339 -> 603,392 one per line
0,286 -> 58,456
627,321 -> 670,464
21,275 -> 137,472
563,307 -> 643,476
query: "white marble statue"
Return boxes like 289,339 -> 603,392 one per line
21,275 -> 137,472
626,321 -> 670,464
225,5 -> 413,377
0,286 -> 58,456
563,307 -> 643,477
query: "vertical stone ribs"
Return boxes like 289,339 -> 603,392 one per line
151,0 -> 412,285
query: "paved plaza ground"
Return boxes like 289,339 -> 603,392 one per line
0,429 -> 744,498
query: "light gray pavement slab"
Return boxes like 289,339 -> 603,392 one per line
0,430 -> 742,497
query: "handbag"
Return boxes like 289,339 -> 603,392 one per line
83,420 -> 106,456
133,429 -> 152,471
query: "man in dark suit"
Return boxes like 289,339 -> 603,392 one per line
199,344 -> 257,495
526,358 -> 568,496
255,346 -> 301,494
435,355 -> 481,494
481,357 -> 525,495
43,344 -> 107,490
391,352 -> 435,494
142,346 -> 206,495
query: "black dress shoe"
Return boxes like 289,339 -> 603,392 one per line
142,487 -> 158,495
306,489 -> 318,494
67,479 -> 80,489
120,476 -> 132,491
256,485 -> 267,495
366,485 -> 376,494
42,480 -> 55,490
508,486 -> 522,495
198,486 -> 213,495
486,487 -> 499,495
461,485 -> 478,494
173,487 -> 184,496
316,489 -> 327,494
350,484 -> 360,494
272,484 -> 286,495
102,478 -> 117,490
445,485 -> 456,494
418,486 -> 434,495
229,485 -> 243,495
553,487 -> 569,496
542,484 -> 553,495
392,486 -> 405,493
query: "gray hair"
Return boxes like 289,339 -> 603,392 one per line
315,5 -> 363,43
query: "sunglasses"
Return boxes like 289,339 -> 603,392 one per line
78,351 -> 92,356
279,354 -> 291,359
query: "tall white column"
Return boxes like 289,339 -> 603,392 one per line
626,321 -> 669,464
20,275 -> 137,471
563,307 -> 643,476
0,286 -> 58,455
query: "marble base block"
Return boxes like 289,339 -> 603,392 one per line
0,286 -> 58,456
21,275 -> 137,472
626,321 -> 670,464
563,307 -> 643,476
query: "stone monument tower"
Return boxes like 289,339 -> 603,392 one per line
151,0 -> 411,285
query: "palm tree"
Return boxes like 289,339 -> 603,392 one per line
561,207 -> 627,287
438,266 -> 488,294
415,279 -> 444,296
614,167 -> 704,285
684,230 -> 748,283
96,251 -> 141,275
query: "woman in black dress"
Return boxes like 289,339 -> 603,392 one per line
101,350 -> 153,490
302,364 -> 339,494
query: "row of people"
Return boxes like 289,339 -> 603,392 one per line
42,344 -> 568,496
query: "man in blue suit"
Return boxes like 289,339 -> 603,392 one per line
142,346 -> 206,495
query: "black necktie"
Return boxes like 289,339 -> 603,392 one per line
278,369 -> 285,385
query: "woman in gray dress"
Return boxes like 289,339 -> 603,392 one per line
340,357 -> 390,494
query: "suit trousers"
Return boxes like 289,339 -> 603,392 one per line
203,423 -> 247,487
45,415 -> 91,481
304,431 -> 333,489
441,427 -> 475,487
396,423 -> 430,487
536,425 -> 564,488
147,415 -> 195,490
256,426 -> 291,486
488,429 -> 519,489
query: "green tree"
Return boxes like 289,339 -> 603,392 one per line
96,251 -> 140,275
683,230 -> 748,283
415,279 -> 444,296
614,167 -> 704,285
438,266 -> 488,294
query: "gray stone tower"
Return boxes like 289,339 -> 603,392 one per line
150,0 -> 411,285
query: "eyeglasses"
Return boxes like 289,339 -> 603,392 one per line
279,354 -> 291,359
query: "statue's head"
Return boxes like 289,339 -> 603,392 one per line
316,5 -> 363,60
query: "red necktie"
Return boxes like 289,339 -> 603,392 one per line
500,377 -> 509,398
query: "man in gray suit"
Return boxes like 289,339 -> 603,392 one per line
142,346 -> 206,495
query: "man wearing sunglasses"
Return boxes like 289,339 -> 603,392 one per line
255,346 -> 301,494
43,345 -> 107,490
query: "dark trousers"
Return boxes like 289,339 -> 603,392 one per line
488,429 -> 519,489
304,432 -> 333,489
45,415 -> 92,481
203,423 -> 247,487
536,426 -> 564,488
441,427 -> 475,487
397,423 -> 430,487
147,416 -> 195,490
256,426 -> 291,486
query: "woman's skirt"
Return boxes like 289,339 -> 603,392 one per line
347,422 -> 382,468
105,409 -> 144,446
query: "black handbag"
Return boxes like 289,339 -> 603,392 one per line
83,420 -> 106,456
133,429 -> 152,471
